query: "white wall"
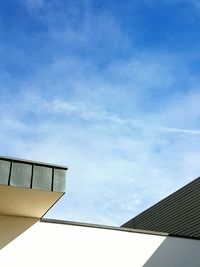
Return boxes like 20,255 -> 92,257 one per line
0,220 -> 200,267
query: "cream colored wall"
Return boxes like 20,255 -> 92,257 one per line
1,220 -> 199,267
0,185 -> 63,218
0,215 -> 38,249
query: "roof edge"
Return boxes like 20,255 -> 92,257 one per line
41,218 -> 200,240
0,155 -> 68,170
41,218 -> 169,237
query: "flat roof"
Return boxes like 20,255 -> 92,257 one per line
0,156 -> 68,218
0,155 -> 68,170
0,156 -> 67,192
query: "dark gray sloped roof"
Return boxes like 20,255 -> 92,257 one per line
122,177 -> 200,239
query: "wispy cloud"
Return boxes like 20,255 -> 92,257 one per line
156,126 -> 200,135
22,0 -> 45,10
1,83 -> 200,225
181,0 -> 200,8
47,99 -> 200,136
1,0 -> 200,225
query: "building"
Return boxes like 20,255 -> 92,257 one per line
0,155 -> 200,266
122,177 -> 200,239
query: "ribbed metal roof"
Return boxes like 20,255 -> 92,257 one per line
122,177 -> 200,239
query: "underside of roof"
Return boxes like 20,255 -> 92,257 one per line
0,156 -> 67,218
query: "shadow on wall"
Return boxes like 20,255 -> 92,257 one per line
0,215 -> 38,249
143,236 -> 200,267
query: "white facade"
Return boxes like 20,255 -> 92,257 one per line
0,216 -> 200,267
1,157 -> 200,267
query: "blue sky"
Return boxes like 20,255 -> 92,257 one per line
1,0 -> 200,225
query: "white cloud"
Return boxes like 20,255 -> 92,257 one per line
44,98 -> 200,137
183,0 -> 200,8
1,1 -> 200,225
1,85 -> 200,225
22,0 -> 45,10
